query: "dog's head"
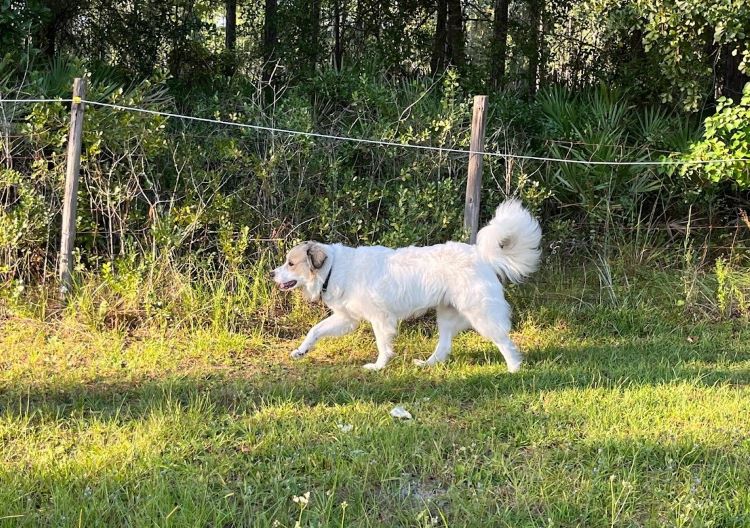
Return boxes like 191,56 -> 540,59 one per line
271,241 -> 329,298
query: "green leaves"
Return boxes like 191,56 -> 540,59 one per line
537,85 -> 694,222
582,0 -> 750,111
0,169 -> 49,279
679,83 -> 750,188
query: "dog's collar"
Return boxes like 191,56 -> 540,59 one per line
321,266 -> 333,295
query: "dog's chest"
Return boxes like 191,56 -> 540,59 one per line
323,294 -> 370,321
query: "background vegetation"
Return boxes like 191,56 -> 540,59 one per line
1,0 -> 749,326
0,1 -> 749,289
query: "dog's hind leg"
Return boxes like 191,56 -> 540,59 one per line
492,334 -> 523,373
462,301 -> 523,373
363,317 -> 397,371
414,305 -> 469,367
291,312 -> 358,359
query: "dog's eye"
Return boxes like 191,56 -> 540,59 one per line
288,262 -> 294,267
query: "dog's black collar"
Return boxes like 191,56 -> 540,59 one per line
321,266 -> 333,295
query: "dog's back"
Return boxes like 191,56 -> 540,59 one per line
329,241 -> 494,320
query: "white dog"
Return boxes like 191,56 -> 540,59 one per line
271,200 -> 541,371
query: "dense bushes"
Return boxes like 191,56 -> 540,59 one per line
2,66 -> 482,309
536,85 -> 702,225
680,84 -> 750,189
2,58 -> 750,327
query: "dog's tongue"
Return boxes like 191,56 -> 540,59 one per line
280,280 -> 297,290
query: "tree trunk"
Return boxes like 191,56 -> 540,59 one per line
307,0 -> 321,76
354,0 -> 364,50
446,0 -> 465,68
332,0 -> 344,70
431,0 -> 448,74
44,23 -> 57,59
527,0 -> 543,95
225,0 -> 236,50
38,20 -> 57,59
721,44 -> 749,102
262,0 -> 278,85
490,0 -> 509,89
224,0 -> 237,75
261,0 -> 278,107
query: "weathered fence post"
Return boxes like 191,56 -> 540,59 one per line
464,95 -> 488,244
59,77 -> 86,297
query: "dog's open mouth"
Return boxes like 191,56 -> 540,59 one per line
279,280 -> 297,291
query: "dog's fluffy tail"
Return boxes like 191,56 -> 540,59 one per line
476,200 -> 542,284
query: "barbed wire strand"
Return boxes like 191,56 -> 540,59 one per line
2,97 -> 750,166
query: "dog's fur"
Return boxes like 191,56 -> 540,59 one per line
271,200 -> 542,371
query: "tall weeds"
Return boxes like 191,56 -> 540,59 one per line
2,65 -> 749,331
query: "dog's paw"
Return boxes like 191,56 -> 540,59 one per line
362,362 -> 385,371
506,360 -> 522,373
413,359 -> 429,367
290,349 -> 307,360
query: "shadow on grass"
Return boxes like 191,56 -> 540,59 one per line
2,331 -> 748,421
2,367 -> 750,528
2,330 -> 750,528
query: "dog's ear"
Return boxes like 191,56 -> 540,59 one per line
306,242 -> 327,270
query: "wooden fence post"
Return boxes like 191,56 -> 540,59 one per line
464,95 -> 488,244
59,77 -> 86,297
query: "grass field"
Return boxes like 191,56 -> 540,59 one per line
2,272 -> 750,527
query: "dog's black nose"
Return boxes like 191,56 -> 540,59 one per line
270,270 -> 276,279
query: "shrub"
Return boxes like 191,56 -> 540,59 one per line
679,83 -> 750,189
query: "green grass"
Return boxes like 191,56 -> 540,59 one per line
1,277 -> 750,527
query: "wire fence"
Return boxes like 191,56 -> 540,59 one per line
3,97 -> 750,166
2,94 -> 750,289
3,93 -> 750,336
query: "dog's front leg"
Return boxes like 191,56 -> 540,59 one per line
291,313 -> 358,359
363,318 -> 397,371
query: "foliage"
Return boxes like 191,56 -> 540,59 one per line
0,0 -> 49,52
680,83 -> 750,188
536,85 -> 702,223
1,0 -> 746,113
0,168 -> 49,280
631,0 -> 750,110
577,0 -> 750,110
